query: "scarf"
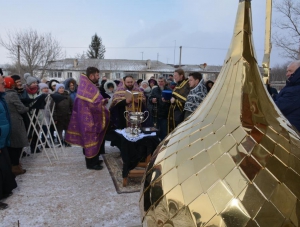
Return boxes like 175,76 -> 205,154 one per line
26,85 -> 39,95
184,79 -> 207,113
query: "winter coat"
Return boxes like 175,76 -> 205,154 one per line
275,66 -> 300,131
104,80 -> 117,109
4,89 -> 29,148
37,95 -> 52,126
64,78 -> 78,103
149,86 -> 171,119
184,79 -> 207,113
0,92 -> 10,149
51,91 -> 73,129
49,79 -> 60,93
16,88 -> 30,104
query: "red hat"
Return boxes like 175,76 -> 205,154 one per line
4,77 -> 15,89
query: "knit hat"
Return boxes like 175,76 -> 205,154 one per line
55,84 -> 65,92
24,73 -> 37,85
141,80 -> 149,86
11,75 -> 21,82
4,77 -> 15,89
38,83 -> 49,90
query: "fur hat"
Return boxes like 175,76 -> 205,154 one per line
38,83 -> 49,90
55,84 -> 65,92
24,73 -> 37,85
11,75 -> 21,82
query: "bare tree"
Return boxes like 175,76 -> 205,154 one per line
270,62 -> 289,82
74,52 -> 87,59
273,0 -> 300,60
0,29 -> 62,78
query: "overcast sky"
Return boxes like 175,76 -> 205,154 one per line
0,0 -> 288,67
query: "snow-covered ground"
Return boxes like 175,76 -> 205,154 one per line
0,143 -> 141,227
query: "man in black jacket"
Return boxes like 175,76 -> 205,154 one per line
149,76 -> 171,140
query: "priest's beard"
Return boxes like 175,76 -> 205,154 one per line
125,85 -> 134,91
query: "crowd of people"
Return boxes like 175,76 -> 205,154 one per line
2,60 -> 299,210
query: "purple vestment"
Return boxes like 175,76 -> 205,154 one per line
65,74 -> 110,158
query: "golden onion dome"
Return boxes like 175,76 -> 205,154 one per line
139,0 -> 300,226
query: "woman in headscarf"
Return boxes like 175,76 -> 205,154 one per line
51,84 -> 73,146
3,77 -> 29,175
103,80 -> 117,109
64,78 -> 78,103
0,75 -> 18,210
24,73 -> 41,153
205,80 -> 214,93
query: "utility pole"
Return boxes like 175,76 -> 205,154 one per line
17,45 -> 21,76
173,40 -> 176,66
157,53 -> 159,63
141,52 -> 144,60
179,46 -> 182,68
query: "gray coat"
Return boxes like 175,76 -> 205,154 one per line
4,89 -> 29,148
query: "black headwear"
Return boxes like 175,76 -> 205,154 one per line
11,75 -> 21,81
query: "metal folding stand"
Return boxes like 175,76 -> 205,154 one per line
23,94 -> 65,164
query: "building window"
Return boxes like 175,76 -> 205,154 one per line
58,72 -> 62,78
105,73 -> 110,79
67,72 -> 72,78
116,73 -> 120,78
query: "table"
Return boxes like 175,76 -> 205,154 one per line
110,130 -> 160,186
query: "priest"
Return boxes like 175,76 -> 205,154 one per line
65,67 -> 110,170
109,75 -> 146,129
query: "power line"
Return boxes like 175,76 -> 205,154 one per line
60,46 -> 264,51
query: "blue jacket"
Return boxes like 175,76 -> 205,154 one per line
275,67 -> 300,131
0,92 -> 11,148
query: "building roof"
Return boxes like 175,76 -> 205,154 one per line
46,58 -> 176,72
180,64 -> 222,73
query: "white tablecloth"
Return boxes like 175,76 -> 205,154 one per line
115,129 -> 156,142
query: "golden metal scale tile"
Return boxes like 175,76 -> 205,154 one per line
270,183 -> 297,217
239,184 -> 266,218
214,153 -> 236,179
207,180 -> 234,214
288,153 -> 300,176
188,193 -> 216,225
176,142 -> 204,164
220,198 -> 250,226
181,175 -> 203,205
165,185 -> 185,217
290,199 -> 300,226
177,159 -> 196,184
198,165 -> 219,192
253,169 -> 278,199
204,215 -> 227,227
273,144 -> 289,166
232,126 -> 248,144
250,144 -> 271,167
139,0 -> 300,225
192,151 -> 210,174
265,156 -> 287,182
255,202 -> 285,227
224,168 -> 248,197
228,145 -> 247,165
284,169 -> 300,199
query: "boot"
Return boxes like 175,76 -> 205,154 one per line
12,164 -> 26,176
